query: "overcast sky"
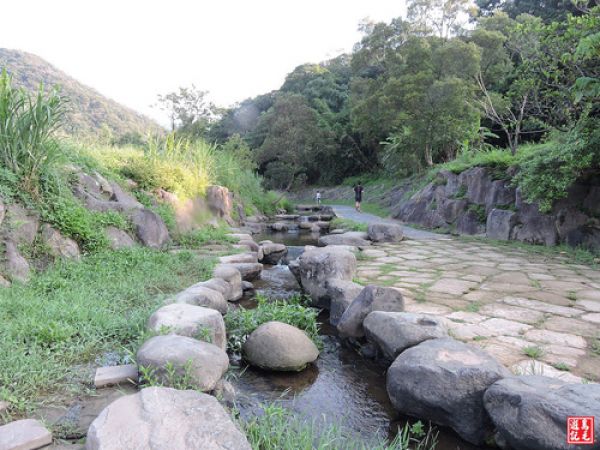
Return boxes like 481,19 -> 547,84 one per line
2,0 -> 407,124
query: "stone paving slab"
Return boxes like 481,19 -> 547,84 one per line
0,419 -> 52,450
354,237 -> 600,383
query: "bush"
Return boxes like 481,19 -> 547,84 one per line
330,217 -> 368,232
514,117 -> 600,212
224,295 -> 321,355
0,70 -> 65,195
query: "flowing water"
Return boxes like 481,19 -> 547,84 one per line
231,229 -> 486,449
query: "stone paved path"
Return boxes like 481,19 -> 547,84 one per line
331,205 -> 446,240
354,239 -> 600,383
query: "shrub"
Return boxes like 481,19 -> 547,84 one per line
0,70 -> 66,195
330,217 -> 368,232
176,226 -> 236,248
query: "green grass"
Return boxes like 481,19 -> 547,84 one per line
552,362 -> 571,371
465,301 -> 481,313
591,339 -> 600,356
329,217 -> 368,232
319,199 -> 389,217
175,225 -> 237,248
523,345 -> 545,359
239,403 -> 439,450
0,248 -> 215,416
224,295 -> 321,355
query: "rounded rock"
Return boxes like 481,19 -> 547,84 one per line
243,321 -> 319,371
137,335 -> 228,391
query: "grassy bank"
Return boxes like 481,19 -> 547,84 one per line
0,248 -> 215,416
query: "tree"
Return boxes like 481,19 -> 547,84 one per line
476,0 -> 582,22
255,94 -> 335,189
407,0 -> 474,38
155,85 -> 217,136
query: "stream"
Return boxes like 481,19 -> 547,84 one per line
230,229 -> 484,450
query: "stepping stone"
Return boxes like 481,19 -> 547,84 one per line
0,419 -> 52,450
582,313 -> 600,324
147,304 -> 226,350
447,311 -> 486,324
94,364 -> 138,388
576,299 -> 600,312
86,387 -> 251,450
543,316 -> 599,338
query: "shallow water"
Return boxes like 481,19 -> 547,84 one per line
232,231 -> 486,449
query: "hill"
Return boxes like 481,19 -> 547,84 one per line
0,48 -> 162,138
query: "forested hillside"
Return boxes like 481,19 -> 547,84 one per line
207,0 -> 599,213
0,48 -> 161,139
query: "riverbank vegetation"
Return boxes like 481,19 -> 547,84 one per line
0,248 -> 214,415
203,1 -> 598,213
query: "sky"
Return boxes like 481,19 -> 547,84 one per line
1,0 -> 407,125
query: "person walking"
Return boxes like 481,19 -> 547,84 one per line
315,190 -> 322,206
354,182 -> 364,212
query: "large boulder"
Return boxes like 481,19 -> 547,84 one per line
130,209 -> 170,249
386,338 -> 511,445
85,387 -> 251,450
363,312 -> 448,361
213,264 -> 243,301
206,185 -> 234,225
147,304 -> 226,350
337,285 -> 404,338
137,335 -> 228,391
194,278 -> 230,298
5,203 -> 39,245
3,240 -> 30,282
105,226 -> 136,250
109,182 -> 143,209
486,209 -> 517,241
297,247 -> 356,307
318,231 -> 371,247
219,252 -> 258,264
243,321 -> 319,371
173,285 -> 228,314
456,210 -> 485,235
484,376 -> 600,450
367,223 -> 403,242
260,243 -> 287,265
512,189 -> 559,246
326,279 -> 363,326
41,224 -> 80,259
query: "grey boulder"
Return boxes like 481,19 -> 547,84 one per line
137,335 -> 228,391
326,279 -> 363,326
363,311 -> 447,360
130,208 -> 170,249
260,243 -> 287,265
243,321 -> 319,371
337,285 -> 404,338
386,338 -> 510,445
3,240 -> 30,282
484,376 -> 600,450
105,226 -> 136,249
86,387 -> 250,450
367,223 -> 403,242
147,304 -> 226,350
297,247 -> 356,307
41,224 -> 80,259
228,262 -> 263,281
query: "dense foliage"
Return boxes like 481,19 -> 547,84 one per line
205,1 -> 598,211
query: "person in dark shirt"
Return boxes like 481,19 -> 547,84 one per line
354,182 -> 364,212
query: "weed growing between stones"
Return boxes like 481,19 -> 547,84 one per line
138,361 -> 197,390
238,403 -> 439,450
591,339 -> 600,356
552,362 -> 571,372
224,295 -> 321,355
522,345 -> 545,359
465,302 -> 481,313
0,248 -> 215,416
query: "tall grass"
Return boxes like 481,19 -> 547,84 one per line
0,70 -> 65,194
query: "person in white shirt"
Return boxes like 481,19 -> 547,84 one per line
316,191 -> 321,205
